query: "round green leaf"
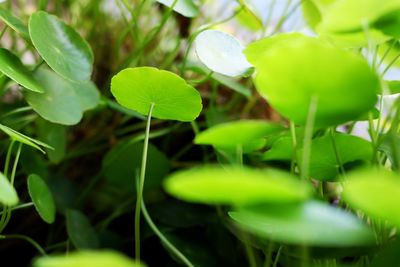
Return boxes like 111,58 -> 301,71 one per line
263,135 -> 293,161
0,48 -> 44,93
0,172 -> 18,206
343,168 -> 400,228
303,133 -> 373,181
164,166 -> 312,206
0,123 -> 53,153
25,68 -> 83,125
156,0 -> 199,18
195,30 -> 252,77
195,120 -> 283,151
66,209 -> 99,249
111,67 -> 202,121
318,0 -> 400,33
72,80 -> 100,111
229,201 -> 375,246
28,174 -> 56,224
245,33 -> 379,127
0,7 -> 30,40
29,11 -> 93,81
33,251 -> 144,267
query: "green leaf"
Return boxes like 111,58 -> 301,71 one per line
0,7 -> 29,40
27,174 -> 56,224
164,166 -> 312,206
385,80 -> 400,94
102,141 -> 170,191
111,67 -> 202,121
72,80 -> 100,111
36,119 -> 66,163
263,135 -> 293,161
33,250 -> 144,267
318,0 -> 400,33
0,48 -> 44,93
156,0 -> 199,18
245,33 -> 379,127
302,133 -> 373,181
66,209 -> 99,249
0,172 -> 18,206
235,0 -> 263,31
195,30 -> 252,77
25,68 -> 83,125
229,201 -> 375,246
29,11 -> 93,81
343,168 -> 400,228
195,120 -> 283,151
0,123 -> 53,153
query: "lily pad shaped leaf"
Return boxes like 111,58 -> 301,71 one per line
29,11 -> 93,81
28,174 -> 56,224
0,8 -> 30,40
318,0 -> 400,33
0,48 -> 44,93
164,166 -> 312,206
156,0 -> 199,18
195,30 -> 253,77
229,201 -> 375,246
0,172 -> 18,206
244,33 -> 379,127
25,68 -> 83,126
111,67 -> 202,121
0,123 -> 53,153
343,168 -> 400,228
195,120 -> 284,151
66,209 -> 99,249
33,250 -> 144,267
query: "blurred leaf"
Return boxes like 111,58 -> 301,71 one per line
0,7 -> 29,40
164,166 -> 312,206
66,209 -> 99,249
229,201 -> 375,246
343,168 -> 400,228
0,171 -> 18,206
245,33 -> 379,127
156,0 -> 199,18
28,174 -> 56,224
33,250 -> 143,267
36,119 -> 66,163
0,48 -> 43,93
194,30 -> 252,77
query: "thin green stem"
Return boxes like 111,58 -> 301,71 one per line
0,234 -> 47,256
382,52 -> 400,76
141,199 -> 194,267
263,241 -> 274,267
329,128 -> 345,175
236,144 -> 243,166
134,102 -> 155,262
10,143 -> 22,185
289,121 -> 299,174
0,202 -> 33,215
272,245 -> 283,267
4,140 -> 15,177
301,96 -> 318,180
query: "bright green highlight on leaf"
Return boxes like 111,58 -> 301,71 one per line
29,11 -> 93,81
343,168 -> 400,228
0,48 -> 44,93
229,201 -> 375,246
0,7 -> 29,40
156,0 -> 199,18
0,123 -> 53,153
25,68 -> 84,126
111,67 -> 202,121
195,120 -> 283,151
0,172 -> 18,206
195,30 -> 252,77
164,166 -> 312,206
28,174 -> 56,224
245,33 -> 379,127
33,250 -> 144,267
318,0 -> 400,33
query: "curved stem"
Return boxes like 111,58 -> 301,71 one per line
301,96 -> 318,181
135,102 -> 155,262
0,234 -> 46,256
141,199 -> 194,267
329,128 -> 345,175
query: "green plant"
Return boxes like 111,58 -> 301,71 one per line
0,0 -> 400,266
